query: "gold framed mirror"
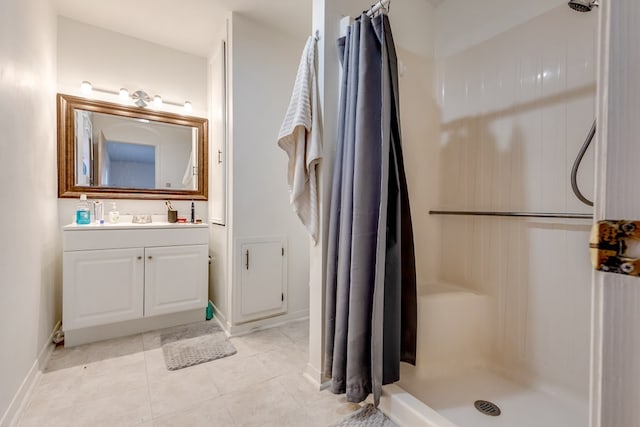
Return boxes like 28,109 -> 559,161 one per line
57,93 -> 208,200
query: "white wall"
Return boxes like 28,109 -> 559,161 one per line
432,4 -> 597,399
57,16 -> 208,117
436,0 -> 569,58
0,0 -> 59,424
56,17 -> 210,226
228,13 -> 310,323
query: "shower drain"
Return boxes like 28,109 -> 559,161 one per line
474,400 -> 502,417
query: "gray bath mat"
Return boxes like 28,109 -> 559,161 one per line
160,321 -> 236,370
332,404 -> 397,427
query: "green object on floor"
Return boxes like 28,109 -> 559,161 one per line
206,300 -> 214,320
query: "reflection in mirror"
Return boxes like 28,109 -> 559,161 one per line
58,94 -> 208,200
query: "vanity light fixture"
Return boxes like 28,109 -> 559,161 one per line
131,90 -> 152,107
80,81 -> 92,95
79,81 -> 194,114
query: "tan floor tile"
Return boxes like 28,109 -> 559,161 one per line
277,320 -> 310,344
141,330 -> 161,351
277,373 -> 362,426
254,347 -> 308,377
45,344 -> 90,372
17,402 -> 77,427
72,385 -> 151,427
148,363 -> 221,418
220,377 -> 310,427
226,335 -> 260,359
205,353 -> 274,395
152,397 -> 236,427
18,320 -> 326,427
235,328 -> 297,354
84,334 -> 144,363
75,355 -> 148,403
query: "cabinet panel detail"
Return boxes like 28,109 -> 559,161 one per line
144,245 -> 208,317
238,238 -> 287,322
63,248 -> 144,329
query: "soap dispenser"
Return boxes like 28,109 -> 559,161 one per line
108,202 -> 120,223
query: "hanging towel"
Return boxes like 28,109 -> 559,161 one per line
277,36 -> 322,244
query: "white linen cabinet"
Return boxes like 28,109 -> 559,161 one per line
62,222 -> 208,346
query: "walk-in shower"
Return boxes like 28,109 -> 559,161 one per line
378,2 -> 598,426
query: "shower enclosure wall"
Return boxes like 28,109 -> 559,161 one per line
379,1 -> 596,426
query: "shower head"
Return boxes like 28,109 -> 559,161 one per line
568,0 -> 600,12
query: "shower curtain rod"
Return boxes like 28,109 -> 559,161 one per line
365,0 -> 390,17
429,210 -> 593,219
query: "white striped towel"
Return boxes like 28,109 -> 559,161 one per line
277,36 -> 322,245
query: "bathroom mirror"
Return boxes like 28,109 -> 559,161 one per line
57,93 -> 208,200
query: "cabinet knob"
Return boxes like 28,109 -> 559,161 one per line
148,256 -> 153,260
137,256 -> 142,260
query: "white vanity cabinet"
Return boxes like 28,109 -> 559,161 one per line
62,222 -> 208,346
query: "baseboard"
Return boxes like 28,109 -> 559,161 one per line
210,301 -> 230,335
227,309 -> 309,337
303,363 -> 330,391
1,320 -> 60,427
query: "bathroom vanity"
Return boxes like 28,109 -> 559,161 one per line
62,221 -> 208,346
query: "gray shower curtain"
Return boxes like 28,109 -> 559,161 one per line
324,13 -> 417,406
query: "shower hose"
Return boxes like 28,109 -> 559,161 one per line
571,120 -> 596,207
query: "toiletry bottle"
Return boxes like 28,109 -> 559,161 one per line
76,194 -> 91,225
93,201 -> 104,224
191,201 -> 195,223
108,202 -> 120,223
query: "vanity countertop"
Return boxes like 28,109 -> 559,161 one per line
63,221 -> 208,231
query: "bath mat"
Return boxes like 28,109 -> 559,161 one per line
160,321 -> 236,370
331,404 -> 397,427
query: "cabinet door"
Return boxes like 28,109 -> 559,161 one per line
63,248 -> 144,330
239,240 -> 286,321
144,245 -> 208,317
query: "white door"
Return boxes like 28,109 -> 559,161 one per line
239,240 -> 286,321
144,245 -> 208,317
63,248 -> 144,330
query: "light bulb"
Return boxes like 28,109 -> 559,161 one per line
183,101 -> 192,114
80,81 -> 92,95
119,88 -> 129,101
153,95 -> 163,108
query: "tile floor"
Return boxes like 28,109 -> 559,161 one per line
17,320 -> 362,427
